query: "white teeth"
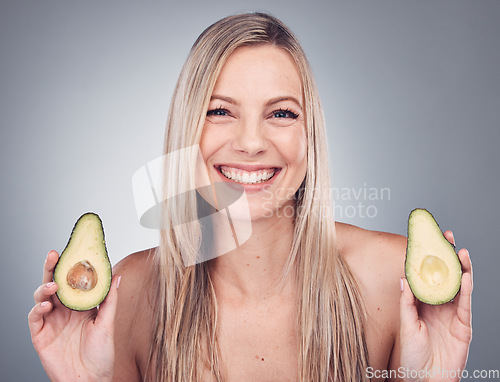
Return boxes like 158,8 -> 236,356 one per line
262,172 -> 274,181
220,166 -> 276,184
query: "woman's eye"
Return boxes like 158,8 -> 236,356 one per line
207,107 -> 229,117
272,108 -> 299,119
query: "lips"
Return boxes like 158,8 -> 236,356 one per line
216,165 -> 280,185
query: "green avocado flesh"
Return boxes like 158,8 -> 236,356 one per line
53,213 -> 112,311
405,209 -> 462,305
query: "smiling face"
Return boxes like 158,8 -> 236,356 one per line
200,44 -> 307,220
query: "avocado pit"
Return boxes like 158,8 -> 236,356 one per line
67,260 -> 98,291
420,254 -> 450,286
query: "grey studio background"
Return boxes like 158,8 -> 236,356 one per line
1,0 -> 499,380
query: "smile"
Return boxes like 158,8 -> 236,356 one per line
217,165 -> 279,185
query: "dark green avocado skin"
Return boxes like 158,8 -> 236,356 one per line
53,212 -> 112,311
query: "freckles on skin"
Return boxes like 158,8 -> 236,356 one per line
226,47 -> 297,100
287,126 -> 307,162
199,125 -> 226,162
274,116 -> 307,179
282,132 -> 306,181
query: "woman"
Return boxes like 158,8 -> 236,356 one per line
29,12 -> 472,381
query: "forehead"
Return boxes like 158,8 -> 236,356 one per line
212,44 -> 303,101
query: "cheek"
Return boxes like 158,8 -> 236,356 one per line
199,126 -> 224,162
279,127 -> 307,167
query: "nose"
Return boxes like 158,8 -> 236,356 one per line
231,117 -> 267,156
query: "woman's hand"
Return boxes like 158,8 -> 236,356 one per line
28,250 -> 121,382
399,230 -> 473,382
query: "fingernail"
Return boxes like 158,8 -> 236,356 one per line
45,282 -> 55,288
117,275 -> 122,289
400,278 -> 404,292
41,301 -> 48,307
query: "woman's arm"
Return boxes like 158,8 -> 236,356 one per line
337,223 -> 407,380
111,249 -> 157,382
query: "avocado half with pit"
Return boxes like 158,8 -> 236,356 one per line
405,208 -> 462,305
53,213 -> 112,311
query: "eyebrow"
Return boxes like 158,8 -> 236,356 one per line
210,94 -> 303,109
265,96 -> 302,109
210,95 -> 239,105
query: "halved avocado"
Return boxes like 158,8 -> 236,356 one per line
53,213 -> 112,311
405,209 -> 462,305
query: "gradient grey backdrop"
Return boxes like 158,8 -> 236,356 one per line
1,0 -> 499,380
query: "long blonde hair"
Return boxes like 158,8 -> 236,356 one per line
148,12 -> 369,381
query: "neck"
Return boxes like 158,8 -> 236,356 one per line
207,212 -> 297,303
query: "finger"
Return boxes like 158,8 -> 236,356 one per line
43,250 -> 59,284
33,282 -> 58,304
399,277 -> 420,335
458,248 -> 472,277
456,248 -> 473,327
28,300 -> 53,339
94,275 -> 121,333
443,230 -> 455,246
456,271 -> 472,327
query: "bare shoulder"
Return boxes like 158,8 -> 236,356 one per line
336,222 -> 406,260
113,247 -> 157,285
336,222 -> 406,285
336,221 -> 406,306
112,248 -> 158,382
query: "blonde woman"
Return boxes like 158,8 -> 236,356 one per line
29,12 -> 472,381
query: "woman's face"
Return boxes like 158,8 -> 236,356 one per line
200,44 -> 307,221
